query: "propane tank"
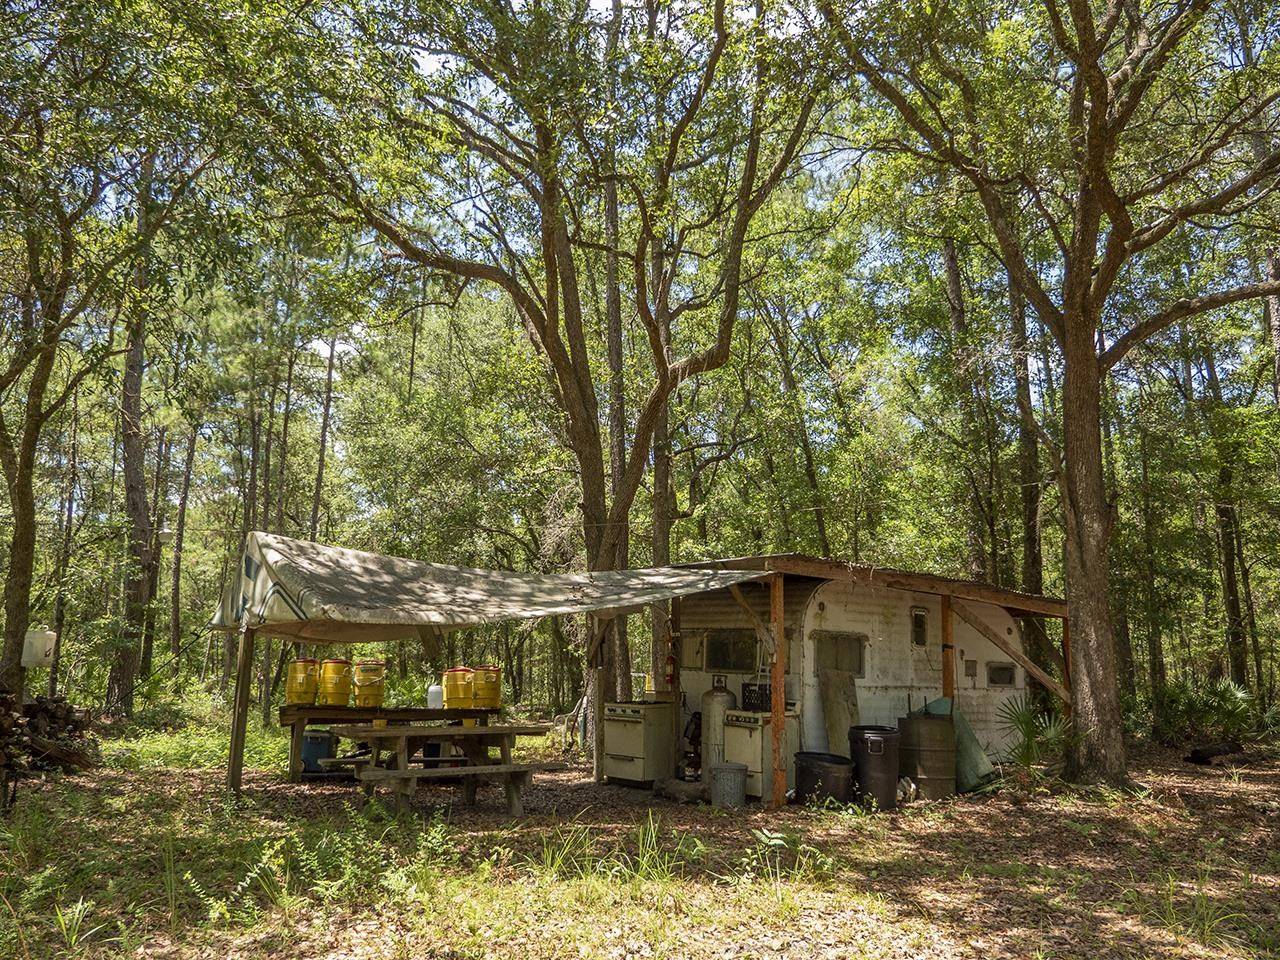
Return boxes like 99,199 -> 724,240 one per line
700,674 -> 737,783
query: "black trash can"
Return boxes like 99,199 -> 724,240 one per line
794,752 -> 854,804
848,725 -> 900,811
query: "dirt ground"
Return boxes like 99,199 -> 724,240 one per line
4,744 -> 1278,959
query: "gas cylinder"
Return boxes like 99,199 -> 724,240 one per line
700,674 -> 737,783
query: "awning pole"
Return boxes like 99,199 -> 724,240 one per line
227,626 -> 256,794
769,574 -> 786,810
591,615 -> 605,783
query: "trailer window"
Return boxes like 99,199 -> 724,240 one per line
910,607 -> 928,646
986,662 -> 1016,687
811,630 -> 866,678
705,629 -> 758,672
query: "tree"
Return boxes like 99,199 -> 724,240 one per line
820,0 -> 1280,782
0,2 -> 219,694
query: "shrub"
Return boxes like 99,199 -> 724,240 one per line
996,695 -> 1069,767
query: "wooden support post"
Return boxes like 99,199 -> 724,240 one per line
769,574 -> 786,810
500,737 -> 522,815
940,594 -> 955,700
670,597 -> 682,778
227,626 -> 256,794
592,613 -> 606,783
288,719 -> 305,783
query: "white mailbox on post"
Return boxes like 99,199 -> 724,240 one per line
22,626 -> 57,668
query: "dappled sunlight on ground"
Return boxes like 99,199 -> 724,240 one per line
2,744 -> 1276,958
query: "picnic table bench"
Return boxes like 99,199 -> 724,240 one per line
278,704 -> 498,782
328,722 -> 564,815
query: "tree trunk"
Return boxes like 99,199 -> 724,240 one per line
1137,419 -> 1168,737
106,155 -> 156,717
1264,252 -> 1280,407
943,237 -> 987,580
1010,277 -> 1053,689
170,426 -> 198,681
1213,480 -> 1249,687
1059,315 -> 1126,783
0,475 -> 38,696
604,15 -> 633,699
0,343 -> 53,697
260,633 -> 274,726
311,333 -> 336,541
1202,350 -> 1249,687
140,428 -> 170,677
262,374 -> 277,533
1232,513 -> 1264,701
276,346 -> 295,532
49,410 -> 79,698
771,300 -> 830,556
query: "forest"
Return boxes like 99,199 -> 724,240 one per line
2,0 -> 1279,958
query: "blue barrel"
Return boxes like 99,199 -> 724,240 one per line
301,729 -> 336,773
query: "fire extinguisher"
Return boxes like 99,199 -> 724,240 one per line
663,650 -> 676,688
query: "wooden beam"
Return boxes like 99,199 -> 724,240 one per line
940,595 -> 955,699
670,596 -> 682,778
728,582 -> 775,654
227,626 -> 256,794
951,599 -> 1070,704
769,574 -> 786,810
706,556 -> 1068,618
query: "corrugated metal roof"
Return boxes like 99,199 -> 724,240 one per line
679,554 -> 1068,618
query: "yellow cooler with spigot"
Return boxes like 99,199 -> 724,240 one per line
317,658 -> 352,707
472,664 -> 502,709
352,659 -> 386,708
285,658 -> 319,705
443,667 -> 474,708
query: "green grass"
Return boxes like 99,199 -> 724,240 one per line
4,726 -> 1277,960
100,696 -> 289,771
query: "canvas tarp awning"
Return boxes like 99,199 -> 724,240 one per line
210,531 -> 768,644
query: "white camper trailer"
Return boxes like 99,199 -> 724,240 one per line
674,558 -> 1070,769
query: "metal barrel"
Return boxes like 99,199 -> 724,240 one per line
897,713 -> 957,800
794,751 -> 854,804
848,725 -> 901,811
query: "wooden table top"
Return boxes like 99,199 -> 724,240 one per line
329,722 -> 551,740
279,705 -> 497,724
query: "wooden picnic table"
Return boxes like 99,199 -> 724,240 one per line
278,704 -> 498,782
327,722 -> 563,815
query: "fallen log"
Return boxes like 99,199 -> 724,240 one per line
1183,740 -> 1244,765
27,735 -> 97,771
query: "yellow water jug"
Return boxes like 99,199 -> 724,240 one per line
471,664 -> 502,709
443,667 -> 474,708
352,659 -> 386,708
285,658 -> 318,705
317,658 -> 352,706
